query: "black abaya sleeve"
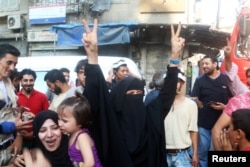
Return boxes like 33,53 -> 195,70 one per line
146,66 -> 178,167
160,66 -> 179,118
84,64 -> 134,167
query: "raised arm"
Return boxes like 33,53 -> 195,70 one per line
160,23 -> 185,117
170,23 -> 185,64
82,19 -> 98,64
224,38 -> 233,72
81,19 -> 134,166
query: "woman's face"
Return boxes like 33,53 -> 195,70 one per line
38,119 -> 62,152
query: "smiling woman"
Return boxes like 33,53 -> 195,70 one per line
12,110 -> 73,167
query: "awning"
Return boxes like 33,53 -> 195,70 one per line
51,23 -> 139,46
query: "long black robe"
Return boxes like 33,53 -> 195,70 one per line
110,76 -> 148,167
83,63 -> 178,167
83,64 -> 133,167
146,66 -> 178,167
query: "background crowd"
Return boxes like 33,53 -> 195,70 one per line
0,17 -> 250,167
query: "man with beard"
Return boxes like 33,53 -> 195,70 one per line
17,68 -> 49,148
44,69 -> 75,111
191,55 -> 232,167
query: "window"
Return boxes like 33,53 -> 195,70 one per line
0,0 -> 19,11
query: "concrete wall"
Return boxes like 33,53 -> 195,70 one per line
138,43 -> 190,86
0,0 -> 207,87
100,0 -> 195,25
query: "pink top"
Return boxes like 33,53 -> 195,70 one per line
243,146 -> 250,151
225,62 -> 249,96
224,92 -> 250,116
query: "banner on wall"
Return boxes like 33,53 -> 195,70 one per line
29,4 -> 66,24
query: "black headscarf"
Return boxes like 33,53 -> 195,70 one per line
111,76 -> 147,167
33,110 -> 72,167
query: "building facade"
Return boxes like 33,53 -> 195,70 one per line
0,0 -> 238,83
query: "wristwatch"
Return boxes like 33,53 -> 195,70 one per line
168,59 -> 180,65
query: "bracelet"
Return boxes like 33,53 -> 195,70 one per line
16,133 -> 22,136
168,59 -> 180,65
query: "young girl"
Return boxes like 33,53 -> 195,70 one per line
57,92 -> 102,167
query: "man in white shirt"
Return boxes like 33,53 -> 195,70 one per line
44,69 -> 75,112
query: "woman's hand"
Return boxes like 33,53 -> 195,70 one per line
170,23 -> 185,59
81,19 -> 98,64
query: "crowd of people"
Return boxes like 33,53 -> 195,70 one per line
1,17 -> 250,167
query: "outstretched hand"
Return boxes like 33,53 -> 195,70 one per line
82,19 -> 98,64
14,113 -> 33,131
170,23 -> 185,59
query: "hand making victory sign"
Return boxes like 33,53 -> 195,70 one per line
81,19 -> 98,64
224,38 -> 233,57
170,23 -> 185,60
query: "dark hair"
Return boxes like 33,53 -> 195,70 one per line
202,55 -> 219,70
19,68 -> 37,80
245,68 -> 250,78
9,68 -> 19,81
75,59 -> 88,73
232,109 -> 250,141
44,69 -> 66,83
58,91 -> 92,128
113,64 -> 127,72
59,68 -> 70,73
0,44 -> 20,59
148,81 -> 154,89
152,71 -> 165,89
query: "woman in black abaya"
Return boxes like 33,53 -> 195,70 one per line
110,76 -> 147,167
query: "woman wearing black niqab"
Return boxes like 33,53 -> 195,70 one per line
110,76 -> 147,167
